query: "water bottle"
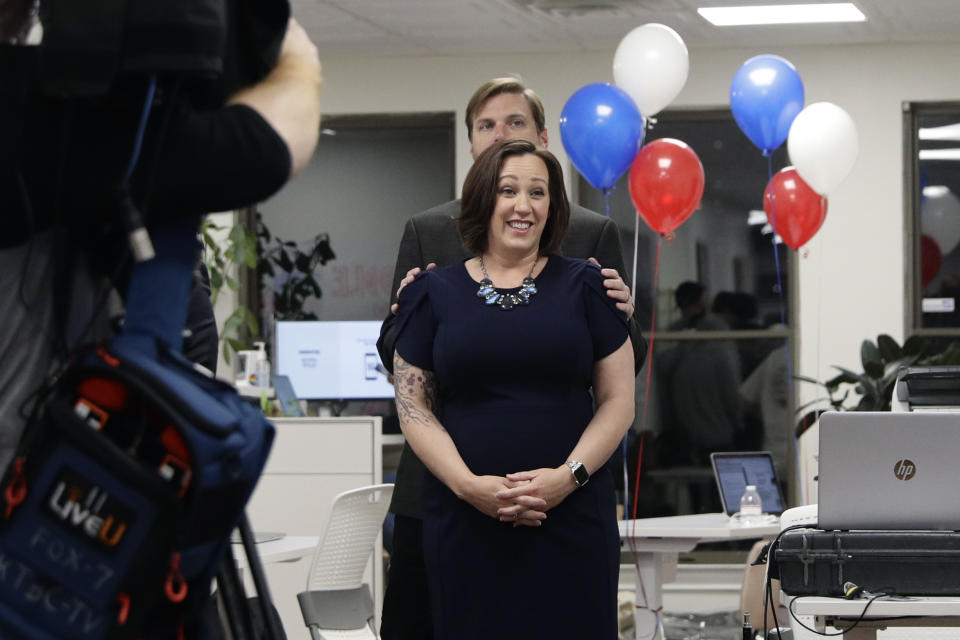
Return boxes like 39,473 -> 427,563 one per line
739,485 -> 762,524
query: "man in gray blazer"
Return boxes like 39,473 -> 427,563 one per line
376,76 -> 647,640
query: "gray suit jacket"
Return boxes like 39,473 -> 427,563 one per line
377,199 -> 646,518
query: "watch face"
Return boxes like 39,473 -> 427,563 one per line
569,461 -> 589,487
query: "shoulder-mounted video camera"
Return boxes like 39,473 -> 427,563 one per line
39,0 -> 290,106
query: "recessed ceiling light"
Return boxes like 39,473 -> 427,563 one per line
698,3 -> 866,26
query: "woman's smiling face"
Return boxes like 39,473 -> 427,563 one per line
486,153 -> 550,258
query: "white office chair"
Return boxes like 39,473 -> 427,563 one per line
297,484 -> 394,640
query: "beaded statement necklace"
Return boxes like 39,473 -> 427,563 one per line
476,255 -> 538,310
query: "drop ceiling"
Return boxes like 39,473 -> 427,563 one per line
292,0 -> 960,57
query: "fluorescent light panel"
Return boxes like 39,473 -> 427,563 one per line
747,209 -> 768,226
919,149 -> 960,161
919,124 -> 960,141
698,3 -> 866,26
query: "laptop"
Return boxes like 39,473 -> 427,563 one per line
710,451 -> 786,516
818,411 -> 960,530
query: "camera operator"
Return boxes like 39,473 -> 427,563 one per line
0,4 -> 323,475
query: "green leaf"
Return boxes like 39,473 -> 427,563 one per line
209,269 -> 223,290
295,253 -> 311,273
279,249 -> 294,272
861,340 -> 883,379
228,223 -> 247,245
825,369 -> 860,389
794,374 -> 826,387
222,310 -> 244,335
832,365 -> 874,390
902,335 -> 926,357
226,338 -> 247,356
241,307 -> 260,335
242,234 -> 258,269
876,334 -> 902,363
795,396 -> 832,414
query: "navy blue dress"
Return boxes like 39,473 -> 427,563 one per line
394,255 -> 628,639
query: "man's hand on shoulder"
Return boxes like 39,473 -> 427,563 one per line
587,257 -> 634,320
390,262 -> 437,315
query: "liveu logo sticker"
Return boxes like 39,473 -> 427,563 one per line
44,468 -> 136,550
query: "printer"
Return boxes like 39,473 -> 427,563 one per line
891,365 -> 960,412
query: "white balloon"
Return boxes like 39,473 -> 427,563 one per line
613,23 -> 689,118
922,188 -> 960,256
787,102 -> 859,195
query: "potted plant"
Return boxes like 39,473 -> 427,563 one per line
201,211 -> 335,364
796,334 -> 960,415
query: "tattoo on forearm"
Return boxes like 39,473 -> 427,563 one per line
393,354 -> 444,431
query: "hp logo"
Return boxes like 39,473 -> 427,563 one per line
894,459 -> 916,481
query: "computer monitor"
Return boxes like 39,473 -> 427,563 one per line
275,321 -> 394,400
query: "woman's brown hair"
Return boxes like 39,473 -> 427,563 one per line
458,139 -> 570,256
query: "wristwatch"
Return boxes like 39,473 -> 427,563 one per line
565,460 -> 589,488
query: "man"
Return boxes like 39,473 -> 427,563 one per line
376,76 -> 647,639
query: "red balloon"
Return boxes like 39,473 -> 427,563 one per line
763,167 -> 827,249
921,234 -> 942,289
629,138 -> 705,234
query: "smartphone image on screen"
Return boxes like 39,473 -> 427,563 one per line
364,353 -> 379,380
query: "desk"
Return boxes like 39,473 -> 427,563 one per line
232,535 -> 318,570
620,513 -> 780,640
790,595 -> 960,639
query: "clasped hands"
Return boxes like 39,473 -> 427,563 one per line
462,467 -> 578,528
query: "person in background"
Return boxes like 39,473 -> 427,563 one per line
392,139 -> 634,638
376,76 -> 647,639
662,281 -> 743,466
741,345 -> 790,473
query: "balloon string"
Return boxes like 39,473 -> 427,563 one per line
768,153 -> 798,505
622,214 -> 642,521
627,238 -> 663,568
631,213 -> 640,303
631,431 -> 646,521
632,235 -> 662,521
768,154 -> 787,328
603,188 -> 612,218
641,235 -> 662,432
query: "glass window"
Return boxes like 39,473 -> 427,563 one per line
905,103 -> 960,335
578,109 -> 796,517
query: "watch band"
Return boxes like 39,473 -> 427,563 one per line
565,460 -> 589,488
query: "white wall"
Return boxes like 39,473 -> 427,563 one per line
315,40 -> 960,407
259,126 -> 453,321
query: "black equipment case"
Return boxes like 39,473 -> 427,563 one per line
775,529 -> 960,596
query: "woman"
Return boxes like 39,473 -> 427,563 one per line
391,139 -> 634,638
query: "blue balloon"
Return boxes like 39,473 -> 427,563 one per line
559,83 -> 644,191
730,54 -> 805,154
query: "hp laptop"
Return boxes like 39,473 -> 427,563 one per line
818,411 -> 960,530
710,451 -> 786,516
